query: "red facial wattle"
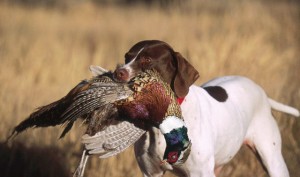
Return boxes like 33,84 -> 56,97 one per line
167,151 -> 179,164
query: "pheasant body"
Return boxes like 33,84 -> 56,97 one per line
116,70 -> 182,125
10,67 -> 191,175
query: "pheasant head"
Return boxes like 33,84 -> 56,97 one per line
115,69 -> 191,165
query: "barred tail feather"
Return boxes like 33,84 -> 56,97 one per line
8,80 -> 92,140
9,97 -> 70,139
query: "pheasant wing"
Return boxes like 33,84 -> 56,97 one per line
81,120 -> 146,158
9,72 -> 134,139
61,75 -> 132,124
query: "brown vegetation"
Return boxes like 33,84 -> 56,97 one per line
0,0 -> 299,176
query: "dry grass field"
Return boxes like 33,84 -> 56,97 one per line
0,0 -> 299,177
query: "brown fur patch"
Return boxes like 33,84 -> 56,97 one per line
203,86 -> 228,102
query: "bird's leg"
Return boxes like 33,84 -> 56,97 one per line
81,152 -> 89,176
73,150 -> 89,177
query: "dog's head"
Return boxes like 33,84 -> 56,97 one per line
114,40 -> 199,98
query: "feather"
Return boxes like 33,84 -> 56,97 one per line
9,95 -> 70,138
9,71 -> 134,139
82,120 -> 145,158
9,67 -> 188,175
89,65 -> 108,76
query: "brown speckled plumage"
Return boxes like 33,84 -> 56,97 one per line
116,69 -> 182,125
10,69 -> 182,159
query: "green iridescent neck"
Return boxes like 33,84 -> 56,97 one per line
164,126 -> 189,147
159,117 -> 191,165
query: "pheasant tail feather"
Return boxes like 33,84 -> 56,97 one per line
9,97 -> 69,139
8,80 -> 91,139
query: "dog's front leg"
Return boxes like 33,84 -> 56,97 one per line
186,154 -> 216,177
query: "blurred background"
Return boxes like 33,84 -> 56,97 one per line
0,0 -> 299,176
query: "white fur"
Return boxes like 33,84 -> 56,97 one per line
120,47 -> 145,81
134,76 -> 299,177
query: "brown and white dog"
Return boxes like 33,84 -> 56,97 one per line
114,40 -> 299,177
114,40 -> 200,98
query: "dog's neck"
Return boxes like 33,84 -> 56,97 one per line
177,97 -> 185,105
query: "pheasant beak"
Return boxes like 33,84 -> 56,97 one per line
161,141 -> 191,166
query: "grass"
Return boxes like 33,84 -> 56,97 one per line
0,0 -> 299,176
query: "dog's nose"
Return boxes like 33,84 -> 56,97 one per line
114,68 -> 129,82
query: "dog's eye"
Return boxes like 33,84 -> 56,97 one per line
139,57 -> 152,68
141,57 -> 151,63
145,57 -> 151,63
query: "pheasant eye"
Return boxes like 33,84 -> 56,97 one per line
167,151 -> 178,163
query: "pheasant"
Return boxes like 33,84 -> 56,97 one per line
9,65 -> 191,176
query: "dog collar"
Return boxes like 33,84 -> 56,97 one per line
177,97 -> 185,105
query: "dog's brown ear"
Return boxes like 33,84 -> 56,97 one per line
173,52 -> 199,98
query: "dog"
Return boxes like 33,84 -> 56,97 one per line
113,40 -> 299,177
